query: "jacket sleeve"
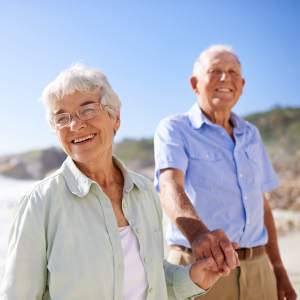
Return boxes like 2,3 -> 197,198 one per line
0,191 -> 47,300
149,184 -> 206,299
163,260 -> 206,300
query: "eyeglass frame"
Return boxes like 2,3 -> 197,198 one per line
206,68 -> 242,79
50,102 -> 109,130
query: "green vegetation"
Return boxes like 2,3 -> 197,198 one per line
113,138 -> 154,169
245,107 -> 300,154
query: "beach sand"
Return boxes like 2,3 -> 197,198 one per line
278,231 -> 300,295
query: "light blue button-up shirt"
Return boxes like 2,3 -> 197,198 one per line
0,156 -> 205,300
154,103 -> 279,248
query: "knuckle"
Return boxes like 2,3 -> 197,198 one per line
213,229 -> 225,236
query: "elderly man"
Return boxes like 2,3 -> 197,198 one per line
154,45 -> 297,300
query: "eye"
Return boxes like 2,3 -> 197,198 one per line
208,69 -> 222,75
54,114 -> 70,125
81,107 -> 95,116
79,104 -> 99,119
229,69 -> 239,76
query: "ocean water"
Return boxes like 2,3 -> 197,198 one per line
0,175 -> 35,280
0,176 -> 299,295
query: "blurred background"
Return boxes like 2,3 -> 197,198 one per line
0,0 -> 299,293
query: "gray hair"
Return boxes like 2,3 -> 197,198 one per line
192,44 -> 241,76
41,63 -> 121,122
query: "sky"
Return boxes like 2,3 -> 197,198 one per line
0,0 -> 299,155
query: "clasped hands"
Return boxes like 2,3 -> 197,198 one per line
189,229 -> 240,290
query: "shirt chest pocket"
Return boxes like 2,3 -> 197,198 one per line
244,143 -> 262,185
188,149 -> 224,190
245,143 -> 260,162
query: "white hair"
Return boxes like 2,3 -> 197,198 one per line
41,63 -> 121,121
192,44 -> 241,76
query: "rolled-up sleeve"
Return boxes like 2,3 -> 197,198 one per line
164,260 -> 206,299
0,192 -> 47,300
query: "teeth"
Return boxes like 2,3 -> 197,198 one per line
216,88 -> 232,92
73,134 -> 95,143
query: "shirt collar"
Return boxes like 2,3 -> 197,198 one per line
187,103 -> 207,129
230,112 -> 246,134
188,102 -> 246,134
61,155 -> 147,198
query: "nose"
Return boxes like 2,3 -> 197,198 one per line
70,115 -> 86,131
220,71 -> 228,81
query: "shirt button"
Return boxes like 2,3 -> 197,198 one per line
148,287 -> 153,293
244,195 -> 248,200
239,173 -> 243,178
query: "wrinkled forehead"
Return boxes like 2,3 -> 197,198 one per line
49,88 -> 101,114
201,51 -> 241,70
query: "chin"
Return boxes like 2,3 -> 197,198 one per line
212,98 -> 236,110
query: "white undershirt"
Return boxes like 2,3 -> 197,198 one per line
119,226 -> 148,300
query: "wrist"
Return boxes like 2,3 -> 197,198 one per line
272,261 -> 284,270
189,227 -> 210,245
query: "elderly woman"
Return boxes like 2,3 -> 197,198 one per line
0,64 -> 237,300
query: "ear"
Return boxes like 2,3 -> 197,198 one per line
240,78 -> 246,95
113,111 -> 121,134
242,78 -> 245,87
190,76 -> 199,94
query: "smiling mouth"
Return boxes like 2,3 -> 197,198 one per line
71,133 -> 96,144
215,88 -> 233,93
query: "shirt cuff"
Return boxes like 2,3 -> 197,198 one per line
261,179 -> 279,193
173,265 -> 207,299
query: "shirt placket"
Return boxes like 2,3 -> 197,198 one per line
96,189 -> 124,300
233,136 -> 252,243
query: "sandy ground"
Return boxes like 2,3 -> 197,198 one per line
278,231 -> 300,295
0,176 -> 299,296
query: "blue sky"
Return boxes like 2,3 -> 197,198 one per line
0,0 -> 299,155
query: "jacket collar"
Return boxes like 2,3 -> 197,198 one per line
61,155 -> 147,197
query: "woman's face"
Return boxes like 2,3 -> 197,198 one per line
49,88 -> 120,165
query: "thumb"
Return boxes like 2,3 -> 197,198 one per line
195,256 -> 218,271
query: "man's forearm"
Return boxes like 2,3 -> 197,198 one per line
160,181 -> 209,243
264,196 -> 283,267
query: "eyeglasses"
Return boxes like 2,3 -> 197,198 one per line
51,102 -> 105,129
207,68 -> 242,79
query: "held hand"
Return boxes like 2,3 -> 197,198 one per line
189,257 -> 231,290
191,229 -> 240,272
274,265 -> 297,300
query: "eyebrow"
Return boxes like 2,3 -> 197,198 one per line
53,100 -> 98,115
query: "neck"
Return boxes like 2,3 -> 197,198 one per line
200,106 -> 233,136
75,151 -> 123,188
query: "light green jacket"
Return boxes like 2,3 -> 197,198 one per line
1,156 -> 205,300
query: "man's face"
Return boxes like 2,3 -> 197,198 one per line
191,51 -> 245,113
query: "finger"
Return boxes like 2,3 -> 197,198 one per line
210,244 -> 225,271
234,250 -> 240,267
277,290 -> 285,300
219,263 -> 231,276
196,256 -> 219,271
220,240 -> 236,269
286,289 -> 297,300
231,242 -> 240,250
196,254 -> 219,272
